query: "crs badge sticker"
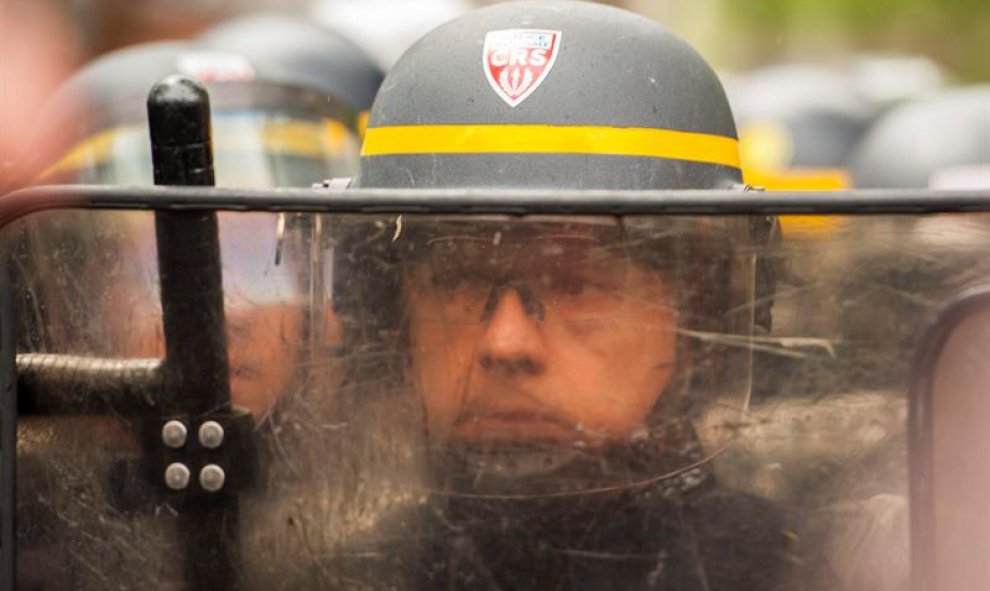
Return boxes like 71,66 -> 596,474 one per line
483,29 -> 561,107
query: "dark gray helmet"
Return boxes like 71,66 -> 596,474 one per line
37,35 -> 378,187
356,0 -> 742,190
852,85 -> 990,189
197,11 -> 384,113
729,64 -> 876,189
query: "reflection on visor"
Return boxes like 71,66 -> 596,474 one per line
39,112 -> 360,188
406,230 -> 675,325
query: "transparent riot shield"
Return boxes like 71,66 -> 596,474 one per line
910,285 -> 990,591
2,185 -> 990,590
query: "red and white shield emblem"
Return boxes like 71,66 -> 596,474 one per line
483,29 -> 562,107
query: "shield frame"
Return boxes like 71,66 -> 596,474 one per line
3,185 -> 990,589
908,282 -> 990,591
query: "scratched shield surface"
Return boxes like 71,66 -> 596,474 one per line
6,207 -> 990,590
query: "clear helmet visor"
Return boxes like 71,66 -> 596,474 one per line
40,108 -> 360,188
330,214 -> 758,497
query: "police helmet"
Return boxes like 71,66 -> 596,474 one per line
730,64 -> 876,191
197,11 -> 384,115
38,32 -> 380,188
356,0 -> 741,190
852,85 -> 990,189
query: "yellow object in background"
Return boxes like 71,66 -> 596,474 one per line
740,121 -> 850,237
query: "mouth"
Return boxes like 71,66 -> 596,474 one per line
436,434 -> 587,480
453,410 -> 583,443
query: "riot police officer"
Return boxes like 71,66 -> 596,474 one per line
8,26 -> 385,589
21,25 -> 384,416
307,2 -> 807,589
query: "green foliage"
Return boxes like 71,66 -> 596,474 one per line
723,0 -> 990,79
728,0 -> 989,26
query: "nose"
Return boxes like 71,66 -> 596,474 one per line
477,288 -> 547,376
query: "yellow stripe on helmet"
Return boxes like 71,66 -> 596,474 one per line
362,124 -> 741,169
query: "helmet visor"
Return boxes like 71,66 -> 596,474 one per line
40,109 -> 359,188
332,214 -> 757,496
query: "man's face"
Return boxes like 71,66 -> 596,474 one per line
403,222 -> 678,448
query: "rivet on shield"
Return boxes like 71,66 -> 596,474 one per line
200,464 -> 226,493
165,463 -> 191,490
162,420 -> 188,449
198,420 -> 225,449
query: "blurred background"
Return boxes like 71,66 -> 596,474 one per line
6,0 -> 990,76
2,4 -> 987,589
2,0 -> 988,188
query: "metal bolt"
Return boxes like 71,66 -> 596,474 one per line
165,463 -> 191,490
161,420 -> 187,449
198,420 -> 225,449
199,464 -> 226,493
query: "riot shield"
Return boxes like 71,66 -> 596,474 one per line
910,285 -> 990,591
2,185 -> 990,590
